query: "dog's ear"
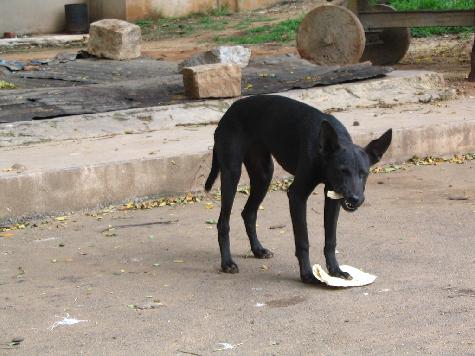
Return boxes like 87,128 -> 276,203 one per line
364,129 -> 392,165
319,120 -> 340,156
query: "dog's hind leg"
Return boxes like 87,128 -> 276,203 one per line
217,166 -> 241,273
215,135 -> 245,273
242,145 -> 274,259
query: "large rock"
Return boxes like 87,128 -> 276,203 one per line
88,19 -> 141,60
182,64 -> 241,99
178,46 -> 251,71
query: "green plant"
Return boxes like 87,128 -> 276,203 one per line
0,80 -> 16,89
209,5 -> 232,17
135,19 -> 154,29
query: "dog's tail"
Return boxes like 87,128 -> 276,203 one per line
205,146 -> 219,191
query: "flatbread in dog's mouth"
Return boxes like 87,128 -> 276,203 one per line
312,264 -> 377,287
327,191 -> 343,200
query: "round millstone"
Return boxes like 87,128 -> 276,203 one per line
360,4 -> 411,65
297,5 -> 366,65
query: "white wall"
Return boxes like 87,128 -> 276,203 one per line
0,0 -> 88,35
89,0 -> 126,22
0,0 -> 281,35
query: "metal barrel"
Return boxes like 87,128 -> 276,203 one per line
65,4 -> 89,34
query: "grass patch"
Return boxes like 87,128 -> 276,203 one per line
199,16 -> 229,31
234,16 -> 275,30
388,0 -> 474,37
216,17 -> 303,45
136,17 -> 194,39
135,7 -> 233,40
388,0 -> 473,10
135,19 -> 154,29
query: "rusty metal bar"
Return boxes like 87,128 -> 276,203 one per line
359,10 -> 475,29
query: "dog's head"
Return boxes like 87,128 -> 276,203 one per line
319,120 -> 392,212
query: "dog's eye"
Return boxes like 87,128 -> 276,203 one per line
340,168 -> 351,175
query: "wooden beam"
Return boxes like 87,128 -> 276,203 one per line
357,0 -> 371,12
359,10 -> 475,29
469,36 -> 475,82
346,0 -> 359,14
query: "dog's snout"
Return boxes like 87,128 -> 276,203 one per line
347,195 -> 364,206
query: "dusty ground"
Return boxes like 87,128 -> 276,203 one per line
1,162 -> 474,355
1,0 -> 473,95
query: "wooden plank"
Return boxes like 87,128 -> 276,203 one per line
469,36 -> 475,82
357,0 -> 370,12
359,10 -> 475,29
347,0 -> 359,14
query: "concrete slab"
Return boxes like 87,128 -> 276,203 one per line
0,35 -> 88,50
0,70 -> 455,147
1,57 -> 390,122
0,70 -> 472,222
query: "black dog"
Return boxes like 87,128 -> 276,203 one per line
205,95 -> 392,284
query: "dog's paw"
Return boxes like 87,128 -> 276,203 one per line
301,273 -> 324,285
329,268 -> 353,280
221,261 -> 239,274
252,247 -> 274,259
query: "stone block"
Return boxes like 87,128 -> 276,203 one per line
88,19 -> 141,60
182,64 -> 241,99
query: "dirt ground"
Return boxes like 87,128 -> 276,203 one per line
1,162 -> 474,354
2,0 -> 473,96
1,3 -> 475,352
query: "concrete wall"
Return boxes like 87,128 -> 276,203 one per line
89,0 -> 126,22
0,0 -> 87,35
235,0 -> 279,12
0,0 -> 279,35
139,0 -> 216,19
124,0 -> 279,20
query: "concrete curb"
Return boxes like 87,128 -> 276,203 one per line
2,116 -> 475,223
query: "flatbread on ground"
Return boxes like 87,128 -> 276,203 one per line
312,264 -> 377,287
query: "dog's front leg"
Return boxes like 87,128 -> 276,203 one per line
324,192 -> 352,280
288,179 -> 321,284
